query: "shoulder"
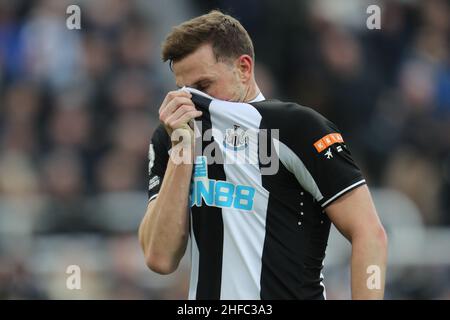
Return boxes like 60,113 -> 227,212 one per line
252,99 -> 338,139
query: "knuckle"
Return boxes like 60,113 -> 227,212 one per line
173,97 -> 182,105
181,104 -> 191,112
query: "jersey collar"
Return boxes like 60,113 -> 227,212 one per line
248,92 -> 265,103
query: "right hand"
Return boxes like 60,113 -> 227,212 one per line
159,90 -> 202,145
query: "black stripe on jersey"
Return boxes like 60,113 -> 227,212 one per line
258,115 -> 304,299
191,94 -> 225,300
191,93 -> 212,114
257,102 -> 328,300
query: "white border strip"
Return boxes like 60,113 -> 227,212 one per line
181,87 -> 215,100
321,179 -> 366,208
148,193 -> 158,203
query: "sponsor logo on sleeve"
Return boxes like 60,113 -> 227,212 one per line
313,133 -> 344,153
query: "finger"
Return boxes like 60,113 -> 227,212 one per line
160,96 -> 195,122
160,97 -> 195,123
159,90 -> 192,114
161,90 -> 191,110
159,91 -> 178,114
163,103 -> 197,124
169,110 -> 203,129
164,105 -> 200,128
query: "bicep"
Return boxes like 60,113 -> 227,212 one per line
325,184 -> 381,242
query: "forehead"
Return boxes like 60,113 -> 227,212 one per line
172,44 -> 220,87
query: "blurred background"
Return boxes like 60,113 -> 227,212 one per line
0,0 -> 449,299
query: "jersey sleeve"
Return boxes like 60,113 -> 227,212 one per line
278,106 -> 366,208
148,124 -> 170,202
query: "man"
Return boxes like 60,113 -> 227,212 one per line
138,10 -> 387,300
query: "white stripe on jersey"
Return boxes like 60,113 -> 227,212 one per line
208,98 -> 269,299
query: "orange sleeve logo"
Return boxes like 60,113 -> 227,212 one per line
314,133 -> 343,152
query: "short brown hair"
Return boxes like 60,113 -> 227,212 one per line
161,10 -> 254,66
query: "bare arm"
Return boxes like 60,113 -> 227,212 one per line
138,90 -> 201,274
326,184 -> 388,299
138,141 -> 193,274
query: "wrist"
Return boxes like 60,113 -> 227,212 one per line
164,123 -> 195,164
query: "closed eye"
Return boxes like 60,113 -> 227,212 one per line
193,80 -> 212,92
197,85 -> 209,92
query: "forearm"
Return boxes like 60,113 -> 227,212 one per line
139,143 -> 193,273
350,230 -> 387,299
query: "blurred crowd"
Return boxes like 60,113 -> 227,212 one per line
0,0 -> 449,299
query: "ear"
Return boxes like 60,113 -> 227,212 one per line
235,55 -> 253,82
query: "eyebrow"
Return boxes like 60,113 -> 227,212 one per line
191,78 -> 211,88
176,77 -> 211,90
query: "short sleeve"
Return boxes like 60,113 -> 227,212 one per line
148,124 -> 170,202
277,107 -> 366,208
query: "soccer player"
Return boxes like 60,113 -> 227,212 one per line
138,11 -> 387,300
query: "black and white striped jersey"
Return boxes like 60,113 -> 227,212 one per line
147,88 -> 366,300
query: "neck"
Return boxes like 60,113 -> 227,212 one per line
243,81 -> 261,102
